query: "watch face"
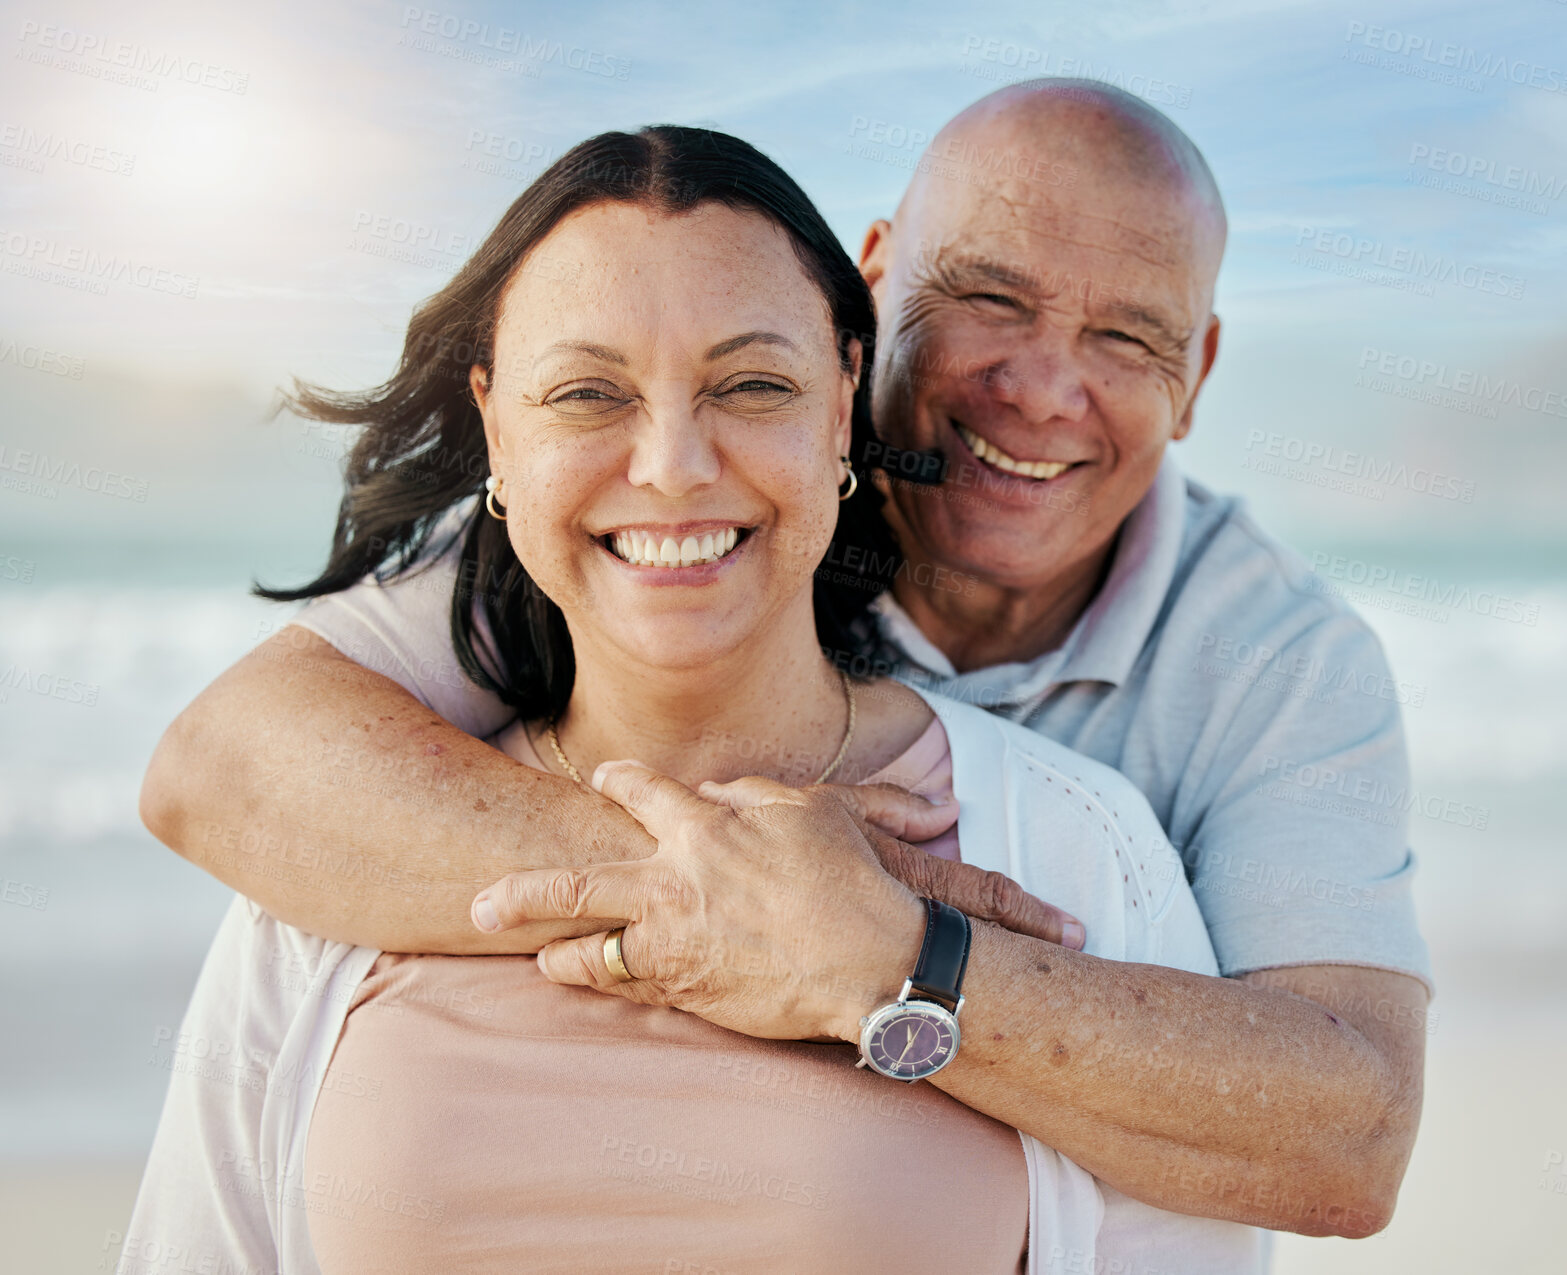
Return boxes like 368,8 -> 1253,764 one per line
864,1003 -> 958,1080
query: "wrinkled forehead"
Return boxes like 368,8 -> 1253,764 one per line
902,153 -> 1209,279
895,150 -> 1221,340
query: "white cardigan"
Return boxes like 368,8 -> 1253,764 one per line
125,688 -> 1263,1274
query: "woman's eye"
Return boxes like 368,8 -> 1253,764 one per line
548,385 -> 626,408
964,293 -> 1019,310
725,380 -> 792,396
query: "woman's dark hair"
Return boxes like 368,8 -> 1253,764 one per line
258,125 -> 902,722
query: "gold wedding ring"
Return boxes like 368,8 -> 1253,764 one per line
604,927 -> 636,984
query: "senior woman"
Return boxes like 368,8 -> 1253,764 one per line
127,127 -> 1262,1273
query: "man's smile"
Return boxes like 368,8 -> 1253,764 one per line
952,421 -> 1081,482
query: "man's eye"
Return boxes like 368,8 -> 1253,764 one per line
1100,330 -> 1148,349
964,293 -> 1019,309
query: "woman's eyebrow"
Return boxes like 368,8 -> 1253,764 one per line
539,340 -> 628,365
704,330 -> 800,360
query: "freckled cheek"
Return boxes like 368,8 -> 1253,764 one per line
504,445 -> 617,579
735,436 -> 840,572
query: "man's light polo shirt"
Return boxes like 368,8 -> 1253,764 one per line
294,455 -> 1431,988
869,456 -> 1430,986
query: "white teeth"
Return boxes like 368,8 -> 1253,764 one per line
958,425 -> 1071,481
607,527 -> 745,567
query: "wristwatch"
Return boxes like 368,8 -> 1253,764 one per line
856,897 -> 973,1082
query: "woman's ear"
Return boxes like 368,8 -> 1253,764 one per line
835,338 -> 863,460
471,363 -> 506,471
845,336 -> 864,392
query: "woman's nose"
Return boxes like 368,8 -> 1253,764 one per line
624,400 -> 722,496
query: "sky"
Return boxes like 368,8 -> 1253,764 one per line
2,0 -> 1565,578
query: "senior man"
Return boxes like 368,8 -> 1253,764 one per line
140,81 -> 1429,1241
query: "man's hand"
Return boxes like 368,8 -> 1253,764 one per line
820,782 -> 1085,949
474,772 -> 1087,950
491,760 -> 929,1042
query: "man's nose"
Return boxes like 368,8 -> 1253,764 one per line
625,399 -> 722,496
982,330 -> 1091,424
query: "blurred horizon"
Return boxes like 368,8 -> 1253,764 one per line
3,0 -> 1566,587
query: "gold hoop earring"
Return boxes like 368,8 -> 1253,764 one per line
485,474 -> 507,521
837,456 -> 858,502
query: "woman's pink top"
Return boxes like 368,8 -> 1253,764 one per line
306,717 -> 1028,1273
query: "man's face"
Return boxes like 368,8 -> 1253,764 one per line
861,128 -> 1221,591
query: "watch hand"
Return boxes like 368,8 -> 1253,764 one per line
895,1025 -> 917,1065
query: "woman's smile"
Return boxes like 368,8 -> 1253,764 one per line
599,521 -> 753,571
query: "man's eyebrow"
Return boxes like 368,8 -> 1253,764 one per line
539,340 -> 628,365
936,252 -> 1189,348
1097,301 -> 1187,350
939,255 -> 1034,291
704,330 -> 800,360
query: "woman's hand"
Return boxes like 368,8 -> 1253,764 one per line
474,759 -> 934,1043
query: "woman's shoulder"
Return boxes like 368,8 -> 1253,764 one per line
905,683 -> 1210,969
207,898 -> 376,1029
842,675 -> 936,782
491,719 -> 543,768
904,684 -> 1138,797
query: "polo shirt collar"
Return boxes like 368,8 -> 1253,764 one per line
875,451 -> 1188,702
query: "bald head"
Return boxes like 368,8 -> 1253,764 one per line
902,79 -> 1227,286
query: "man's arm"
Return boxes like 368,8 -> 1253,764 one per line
971,594 -> 1432,1233
930,934 -> 1426,1237
141,625 -> 1077,952
484,765 -> 1426,1240
139,625 -> 643,953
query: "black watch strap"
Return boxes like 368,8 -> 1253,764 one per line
908,898 -> 972,1011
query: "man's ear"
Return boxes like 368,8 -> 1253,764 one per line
1173,314 -> 1221,442
859,219 -> 894,297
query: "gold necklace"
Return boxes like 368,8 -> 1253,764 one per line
544,670 -> 857,787
813,669 -> 857,784
543,717 -> 584,785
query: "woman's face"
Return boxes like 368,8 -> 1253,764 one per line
473,200 -> 859,674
